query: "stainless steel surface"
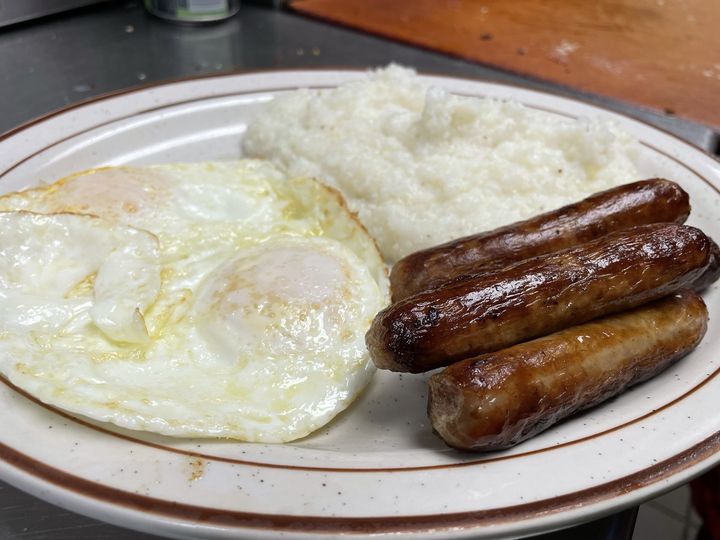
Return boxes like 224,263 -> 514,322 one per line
0,0 -> 717,149
0,482 -> 165,539
0,0 -> 111,28
0,1 -> 715,538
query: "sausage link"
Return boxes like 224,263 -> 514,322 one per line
427,290 -> 708,451
693,237 -> 720,291
390,179 -> 690,302
367,223 -> 713,373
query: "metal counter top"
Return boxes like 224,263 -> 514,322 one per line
0,2 -> 715,538
2,0 -> 717,149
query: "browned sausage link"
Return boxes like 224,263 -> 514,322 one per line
427,290 -> 708,451
367,223 -> 712,373
389,179 -> 690,302
693,237 -> 720,291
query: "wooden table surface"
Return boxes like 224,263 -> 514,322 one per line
291,0 -> 720,131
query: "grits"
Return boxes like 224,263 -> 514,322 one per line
243,65 -> 639,262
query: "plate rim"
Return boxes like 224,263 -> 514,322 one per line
2,427 -> 720,536
2,68 -> 720,538
2,66 -> 719,166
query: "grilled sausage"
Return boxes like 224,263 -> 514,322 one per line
427,290 -> 708,451
693,237 -> 720,291
390,179 -> 690,302
367,223 -> 713,373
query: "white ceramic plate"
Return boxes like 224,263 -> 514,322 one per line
1,71 -> 719,540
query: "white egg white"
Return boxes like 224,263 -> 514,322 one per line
0,211 -> 160,342
0,162 -> 389,442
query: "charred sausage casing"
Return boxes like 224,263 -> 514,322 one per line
427,290 -> 709,451
367,223 -> 714,373
694,237 -> 720,291
390,179 -> 691,302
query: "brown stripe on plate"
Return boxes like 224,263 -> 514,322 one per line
0,72 -> 719,476
2,67 -> 718,183
0,83 -> 336,182
2,430 -> 719,535
3,360 -> 719,472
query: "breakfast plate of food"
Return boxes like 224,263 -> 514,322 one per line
0,66 -> 719,539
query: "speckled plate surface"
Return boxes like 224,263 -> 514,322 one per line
0,71 -> 719,540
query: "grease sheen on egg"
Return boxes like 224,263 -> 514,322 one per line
0,161 -> 388,442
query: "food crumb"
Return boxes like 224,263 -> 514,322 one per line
188,457 -> 205,481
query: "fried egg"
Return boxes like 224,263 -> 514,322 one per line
0,161 -> 388,442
